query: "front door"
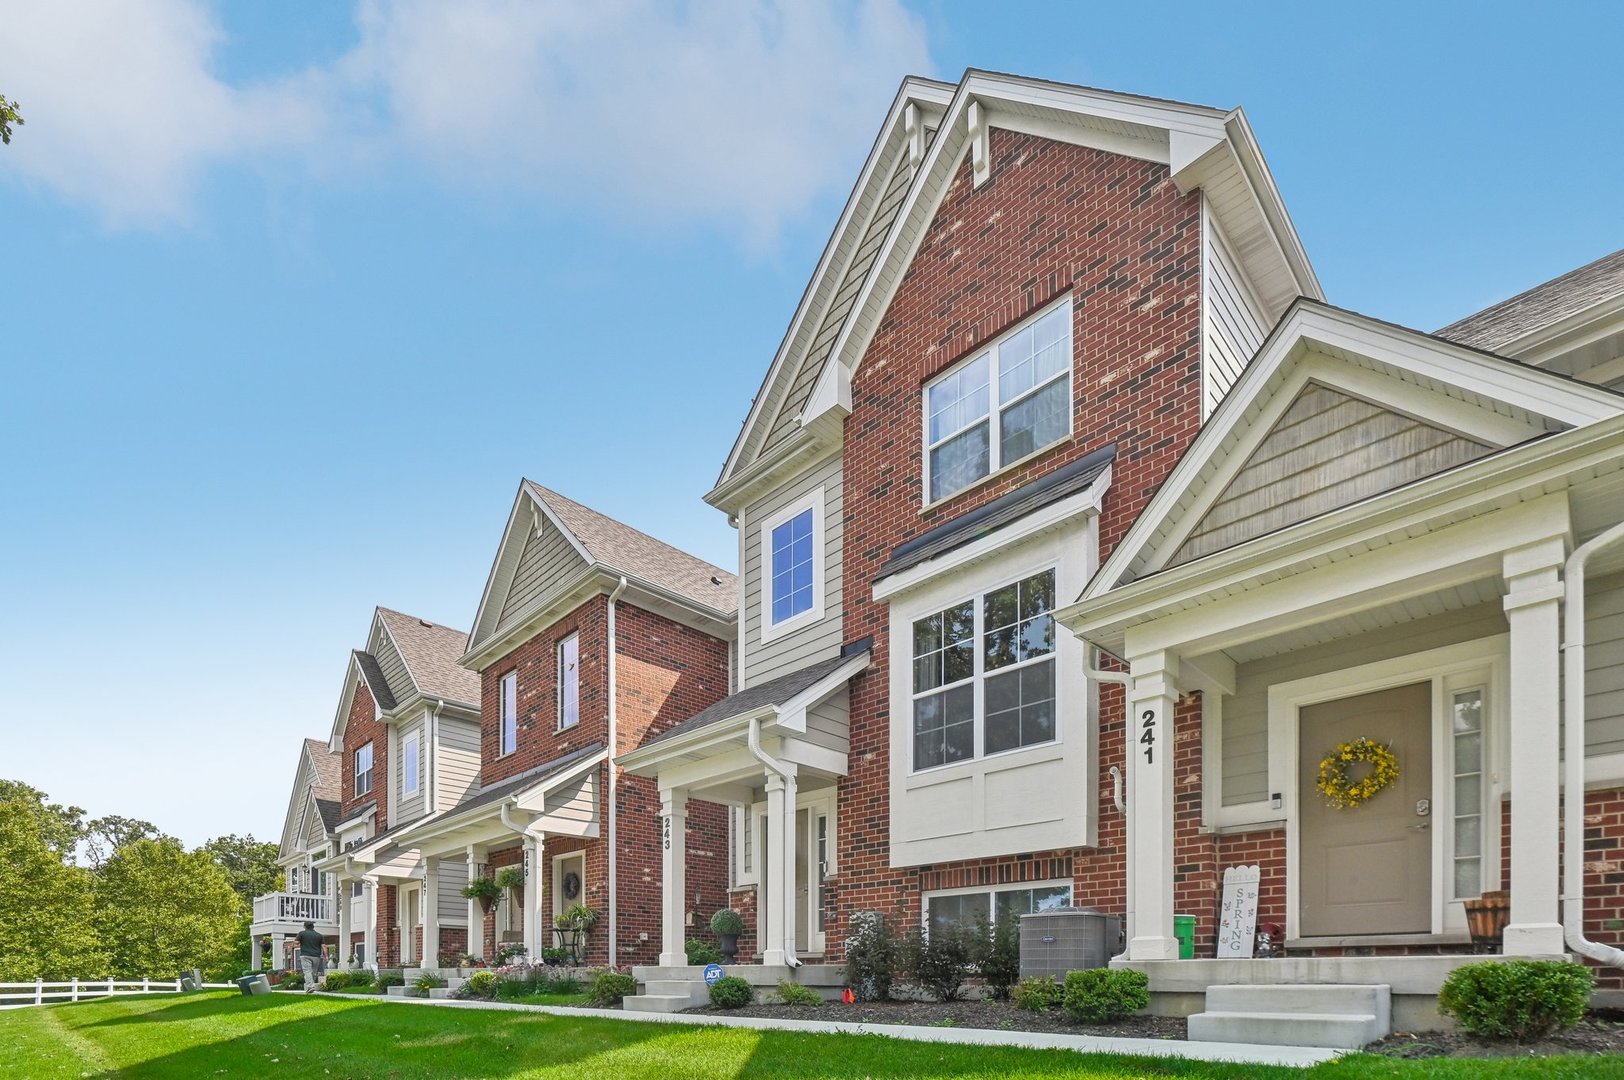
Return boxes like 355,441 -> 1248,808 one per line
1298,681 -> 1432,936
552,852 -> 585,922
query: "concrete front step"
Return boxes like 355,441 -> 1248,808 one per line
623,993 -> 704,1014
1188,984 -> 1391,1050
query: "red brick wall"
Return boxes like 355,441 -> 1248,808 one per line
832,128 -> 1205,950
375,882 -> 399,968
341,681 -> 388,823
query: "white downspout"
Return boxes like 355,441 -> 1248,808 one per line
747,715 -> 800,967
1563,519 -> 1624,967
606,576 -> 628,968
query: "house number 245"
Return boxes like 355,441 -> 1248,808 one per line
1140,709 -> 1156,765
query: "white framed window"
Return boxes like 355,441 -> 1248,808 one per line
911,568 -> 1057,772
499,671 -> 517,755
557,634 -> 579,730
354,742 -> 374,796
351,880 -> 364,899
403,733 -> 420,795
1450,687 -> 1486,901
923,297 -> 1073,503
924,879 -> 1073,934
759,487 -> 825,641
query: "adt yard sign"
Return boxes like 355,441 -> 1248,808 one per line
703,964 -> 724,986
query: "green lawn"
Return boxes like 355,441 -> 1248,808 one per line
3,991 -> 1619,1079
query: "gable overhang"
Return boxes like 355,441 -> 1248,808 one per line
388,748 -> 609,856
276,743 -> 320,859
712,76 -> 954,500
1057,411 -> 1624,657
327,650 -> 385,752
1087,300 -> 1624,595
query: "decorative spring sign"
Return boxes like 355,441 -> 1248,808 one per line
1216,864 -> 1261,958
1316,736 -> 1399,809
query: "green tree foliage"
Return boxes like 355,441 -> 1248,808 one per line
0,779 -> 86,857
0,94 -> 22,145
0,801 -> 103,980
200,833 -> 281,904
83,815 -> 162,870
94,837 -> 244,980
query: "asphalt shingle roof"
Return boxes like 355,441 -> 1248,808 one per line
303,738 -> 344,832
376,608 -> 480,706
525,482 -> 737,615
352,650 -> 398,712
1437,247 -> 1624,354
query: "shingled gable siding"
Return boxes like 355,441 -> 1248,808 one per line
341,680 -> 388,825
834,129 -> 1204,950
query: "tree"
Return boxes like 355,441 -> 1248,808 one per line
83,815 -> 162,870
0,779 -> 85,858
0,94 -> 21,145
94,837 -> 243,980
0,801 -> 103,980
200,834 -> 281,905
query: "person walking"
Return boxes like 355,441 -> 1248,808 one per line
295,921 -> 326,993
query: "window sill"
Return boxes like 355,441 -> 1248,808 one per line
759,606 -> 824,645
921,435 -> 1075,520
903,739 -> 1063,786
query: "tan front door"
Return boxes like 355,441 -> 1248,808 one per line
1299,682 -> 1432,937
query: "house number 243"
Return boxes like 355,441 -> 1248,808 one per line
1140,709 -> 1156,765
663,815 -> 672,851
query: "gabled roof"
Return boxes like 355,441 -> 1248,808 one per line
1438,247 -> 1624,355
304,737 -> 343,831
709,69 -> 1322,510
1080,298 -> 1624,601
375,607 -> 479,705
351,651 -> 397,712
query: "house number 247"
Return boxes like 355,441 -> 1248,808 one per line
1140,709 -> 1156,765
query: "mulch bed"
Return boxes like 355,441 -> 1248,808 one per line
1365,1011 -> 1624,1059
684,999 -> 1187,1039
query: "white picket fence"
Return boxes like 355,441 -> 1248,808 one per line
0,977 -> 236,1008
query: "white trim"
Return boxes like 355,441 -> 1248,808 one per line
551,850 -> 587,923
403,732 -> 420,796
499,671 -> 518,756
759,486 -> 827,643
921,877 -> 1074,928
1267,636 -> 1506,942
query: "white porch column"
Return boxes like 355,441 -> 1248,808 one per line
522,834 -> 545,962
1502,537 -> 1568,956
363,880 -> 377,970
1124,649 -> 1181,960
335,875 -> 352,969
270,933 -> 286,971
762,767 -> 798,966
659,787 -> 689,967
466,845 -> 487,961
250,936 -> 263,970
423,857 -> 442,968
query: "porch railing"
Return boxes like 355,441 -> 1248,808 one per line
0,978 -> 235,1009
251,892 -> 334,924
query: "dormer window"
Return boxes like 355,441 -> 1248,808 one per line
759,487 -> 825,641
924,298 -> 1073,503
354,742 -> 374,796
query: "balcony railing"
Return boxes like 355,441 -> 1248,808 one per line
252,892 -> 334,925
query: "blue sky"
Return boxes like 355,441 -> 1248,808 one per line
3,1 -> 1620,848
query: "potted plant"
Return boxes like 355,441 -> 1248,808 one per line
556,902 -> 601,932
711,908 -> 745,962
461,876 -> 503,915
495,866 -> 525,898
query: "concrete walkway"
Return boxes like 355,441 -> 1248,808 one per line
376,994 -> 1342,1068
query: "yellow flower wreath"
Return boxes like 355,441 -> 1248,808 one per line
1316,736 -> 1399,809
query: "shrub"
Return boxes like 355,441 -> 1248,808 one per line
322,971 -> 351,991
453,971 -> 500,1001
1438,960 -> 1592,1041
1061,968 -> 1149,1023
413,970 -> 446,994
1012,975 -> 1062,1012
709,975 -> 754,1009
686,938 -> 723,965
280,971 -> 304,991
346,970 -> 375,988
710,908 -> 745,936
901,922 -> 977,1002
776,980 -> 822,1006
974,913 -> 1022,1000
376,971 -> 403,991
588,972 -> 637,1007
844,910 -> 900,1002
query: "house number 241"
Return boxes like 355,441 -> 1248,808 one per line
1140,708 -> 1156,765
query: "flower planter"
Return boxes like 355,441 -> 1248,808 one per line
718,933 -> 739,963
1463,890 -> 1510,951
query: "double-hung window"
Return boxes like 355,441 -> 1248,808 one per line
499,671 -> 517,755
925,881 -> 1073,935
924,298 -> 1073,502
354,742 -> 374,796
760,488 -> 824,639
403,734 -> 419,795
911,569 -> 1057,770
557,634 -> 579,730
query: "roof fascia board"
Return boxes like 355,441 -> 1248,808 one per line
1495,292 -> 1624,366
525,485 -> 596,565
466,484 -> 536,655
618,704 -> 779,773
706,428 -> 840,516
1221,110 -> 1323,301
1064,413 -> 1624,640
773,652 -> 870,722
715,78 -> 954,490
397,750 -> 608,845
277,745 -> 314,857
328,652 -> 370,752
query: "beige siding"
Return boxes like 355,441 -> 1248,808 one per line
542,771 -> 597,829
395,717 -> 425,823
437,858 -> 468,925
1588,573 -> 1624,758
799,690 -> 850,754
300,792 -> 327,850
374,633 -> 413,703
436,716 -> 482,811
1203,210 -> 1268,417
1176,384 -> 1494,565
499,514 -> 589,629
1221,604 -> 1507,806
740,454 -> 844,687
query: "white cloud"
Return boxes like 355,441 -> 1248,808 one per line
0,0 -> 933,239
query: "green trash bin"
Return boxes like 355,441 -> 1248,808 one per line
1173,915 -> 1196,959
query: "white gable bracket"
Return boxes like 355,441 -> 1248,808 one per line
1168,129 -> 1226,192
968,99 -> 989,187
